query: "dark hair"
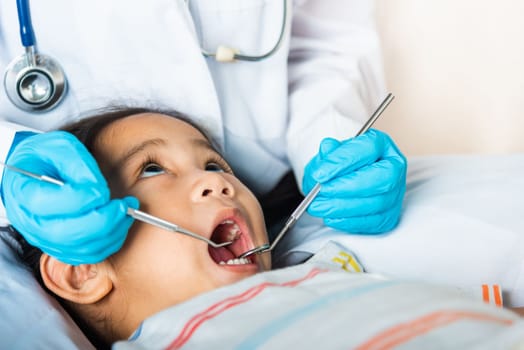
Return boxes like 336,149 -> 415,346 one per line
13,106 -> 211,348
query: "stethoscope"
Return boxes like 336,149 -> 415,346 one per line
4,0 -> 288,113
4,0 -> 67,112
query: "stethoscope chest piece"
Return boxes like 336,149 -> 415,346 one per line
4,52 -> 67,112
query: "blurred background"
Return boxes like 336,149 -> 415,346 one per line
374,0 -> 524,156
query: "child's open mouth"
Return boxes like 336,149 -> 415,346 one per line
208,219 -> 255,266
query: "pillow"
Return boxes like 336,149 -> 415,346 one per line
0,229 -> 94,349
275,154 -> 524,307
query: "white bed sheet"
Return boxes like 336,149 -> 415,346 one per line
115,248 -> 524,349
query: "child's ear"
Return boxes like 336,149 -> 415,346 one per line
40,254 -> 113,304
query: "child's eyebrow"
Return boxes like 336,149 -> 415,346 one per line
117,138 -> 167,166
190,137 -> 218,153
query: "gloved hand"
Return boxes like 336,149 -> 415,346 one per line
302,129 -> 407,233
1,131 -> 139,265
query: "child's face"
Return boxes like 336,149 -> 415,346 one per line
93,113 -> 270,311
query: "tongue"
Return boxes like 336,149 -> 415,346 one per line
208,246 -> 235,263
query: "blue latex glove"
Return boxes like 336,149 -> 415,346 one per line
302,129 -> 407,233
1,131 -> 139,265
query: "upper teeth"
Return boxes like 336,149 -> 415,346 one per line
219,258 -> 250,265
221,220 -> 241,241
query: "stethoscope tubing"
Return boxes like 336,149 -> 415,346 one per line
16,0 -> 35,47
195,0 -> 288,62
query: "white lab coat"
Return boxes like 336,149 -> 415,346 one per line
0,0 -> 386,223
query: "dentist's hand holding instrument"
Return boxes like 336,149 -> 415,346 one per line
303,94 -> 406,234
0,131 -> 138,265
239,93 -> 401,258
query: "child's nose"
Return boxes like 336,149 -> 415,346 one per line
191,172 -> 235,202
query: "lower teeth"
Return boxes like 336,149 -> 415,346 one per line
219,257 -> 250,265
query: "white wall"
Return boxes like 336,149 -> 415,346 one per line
374,0 -> 524,156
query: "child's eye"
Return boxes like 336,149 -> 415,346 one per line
205,162 -> 226,172
139,163 -> 166,178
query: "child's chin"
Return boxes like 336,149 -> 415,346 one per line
217,266 -> 259,283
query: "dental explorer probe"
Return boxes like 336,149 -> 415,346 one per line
125,208 -> 232,248
0,163 -> 233,248
238,93 -> 395,259
0,161 -> 65,186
